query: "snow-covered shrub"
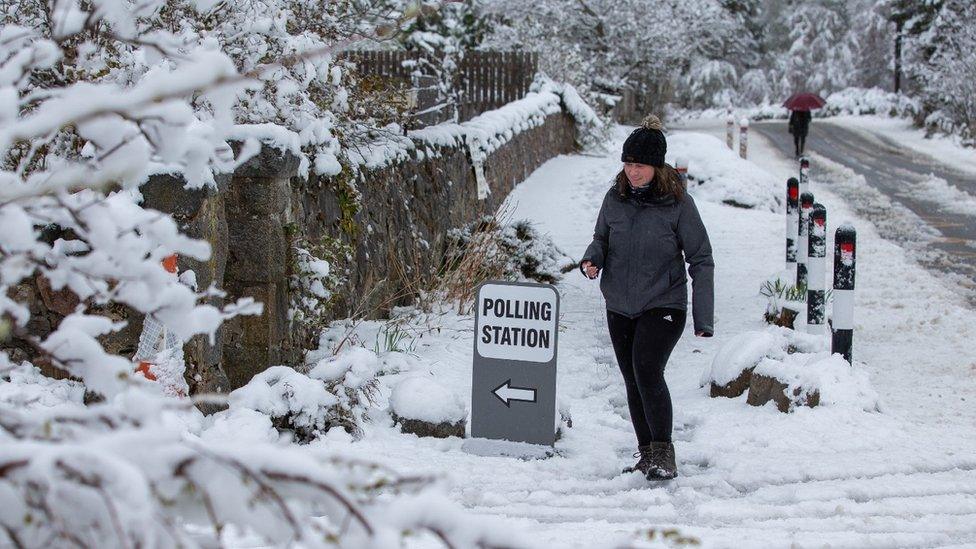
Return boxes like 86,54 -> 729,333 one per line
289,235 -> 352,348
737,69 -> 773,106
228,347 -> 382,443
228,366 -> 343,443
760,275 -> 806,329
821,87 -> 920,118
499,220 -> 575,284
1,386 -> 527,548
680,59 -> 738,110
435,215 -> 572,312
308,346 -> 383,438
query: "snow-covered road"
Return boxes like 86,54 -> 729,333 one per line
752,118 -> 976,305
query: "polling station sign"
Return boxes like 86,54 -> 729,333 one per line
470,281 -> 559,446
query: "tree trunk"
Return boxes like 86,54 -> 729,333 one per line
894,20 -> 904,93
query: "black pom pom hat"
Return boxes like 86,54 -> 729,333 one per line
621,115 -> 666,167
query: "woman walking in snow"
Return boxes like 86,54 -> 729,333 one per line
579,115 -> 714,481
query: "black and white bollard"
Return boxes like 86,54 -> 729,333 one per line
832,224 -> 857,363
786,178 -> 799,272
806,203 -> 827,333
739,118 -> 749,159
796,191 -> 814,288
726,114 -> 735,150
799,156 -> 810,196
675,156 -> 688,185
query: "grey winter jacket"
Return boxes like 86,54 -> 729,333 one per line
581,186 -> 715,333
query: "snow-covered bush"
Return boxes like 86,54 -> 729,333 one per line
1,378 -> 527,548
821,87 -> 920,118
760,274 -> 806,329
227,346 -> 382,443
680,59 -> 738,110
909,0 -> 976,144
498,220 -> 575,284
436,216 -> 573,312
289,235 -> 352,349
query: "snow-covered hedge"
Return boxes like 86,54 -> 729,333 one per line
0,365 -> 527,548
820,88 -> 920,118
444,217 -> 575,288
675,87 -> 920,123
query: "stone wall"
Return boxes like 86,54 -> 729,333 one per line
294,112 -> 577,325
9,111 -> 577,393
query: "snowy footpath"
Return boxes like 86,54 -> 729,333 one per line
315,123 -> 976,548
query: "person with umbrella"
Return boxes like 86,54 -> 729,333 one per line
784,93 -> 826,158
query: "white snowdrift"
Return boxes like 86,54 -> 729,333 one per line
390,375 -> 467,424
668,132 -> 781,211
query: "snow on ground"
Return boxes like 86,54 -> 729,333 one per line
826,115 -> 976,177
6,117 -> 975,547
292,123 -> 976,547
898,175 -> 976,217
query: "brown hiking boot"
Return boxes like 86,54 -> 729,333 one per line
621,445 -> 653,475
645,441 -> 677,480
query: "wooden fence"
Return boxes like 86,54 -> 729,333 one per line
343,50 -> 539,126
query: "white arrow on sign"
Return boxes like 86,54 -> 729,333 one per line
492,379 -> 537,407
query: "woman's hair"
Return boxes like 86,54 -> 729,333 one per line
615,163 -> 686,201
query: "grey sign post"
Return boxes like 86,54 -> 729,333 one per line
470,280 -> 559,446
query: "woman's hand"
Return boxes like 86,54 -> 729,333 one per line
695,330 -> 713,337
580,260 -> 600,279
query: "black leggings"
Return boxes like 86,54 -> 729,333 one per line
607,308 -> 686,445
793,132 -> 807,156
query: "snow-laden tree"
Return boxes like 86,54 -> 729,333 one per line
478,0 -> 754,118
395,0 -> 489,124
878,0 -> 943,93
0,1 -> 531,547
908,0 -> 976,142
776,1 -> 857,96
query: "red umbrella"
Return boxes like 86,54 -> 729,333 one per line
783,92 -> 826,111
